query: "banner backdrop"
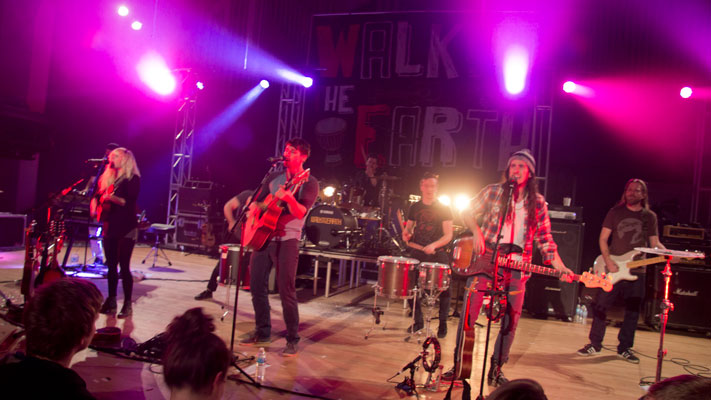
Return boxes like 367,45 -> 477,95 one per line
304,11 -> 548,190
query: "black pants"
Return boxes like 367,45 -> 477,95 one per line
249,239 -> 300,343
408,249 -> 452,327
589,276 -> 645,353
104,236 -> 135,303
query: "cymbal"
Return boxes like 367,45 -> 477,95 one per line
376,174 -> 400,181
634,247 -> 705,259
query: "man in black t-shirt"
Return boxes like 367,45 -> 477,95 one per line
195,189 -> 254,300
402,172 -> 453,338
577,179 -> 667,363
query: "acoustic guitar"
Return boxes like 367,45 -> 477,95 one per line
91,176 -> 124,222
35,220 -> 66,287
242,169 -> 310,250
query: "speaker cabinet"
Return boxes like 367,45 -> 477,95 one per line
645,265 -> 711,332
524,220 -> 585,320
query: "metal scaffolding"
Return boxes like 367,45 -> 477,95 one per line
275,83 -> 305,156
166,95 -> 197,243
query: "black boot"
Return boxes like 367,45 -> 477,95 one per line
487,357 -> 508,387
100,296 -> 117,315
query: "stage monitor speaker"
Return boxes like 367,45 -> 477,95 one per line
0,213 -> 26,249
524,220 -> 584,320
645,265 -> 711,332
177,181 -> 214,215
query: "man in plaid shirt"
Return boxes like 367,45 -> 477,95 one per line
444,149 -> 573,387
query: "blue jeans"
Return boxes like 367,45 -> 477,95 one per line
453,273 -> 526,365
249,239 -> 300,344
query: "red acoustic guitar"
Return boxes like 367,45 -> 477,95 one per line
242,169 -> 310,251
452,236 -> 612,292
91,177 -> 124,222
453,280 -> 478,380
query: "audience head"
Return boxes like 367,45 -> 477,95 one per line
163,308 -> 231,399
641,374 -> 711,400
486,378 -> 548,400
24,278 -> 103,365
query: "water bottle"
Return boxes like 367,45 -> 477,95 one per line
70,253 -> 79,265
581,305 -> 588,325
574,304 -> 581,323
256,347 -> 267,382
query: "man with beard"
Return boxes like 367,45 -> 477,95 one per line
577,179 -> 666,363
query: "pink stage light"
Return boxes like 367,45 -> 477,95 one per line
136,52 -> 176,96
563,81 -> 576,93
196,81 -> 204,90
503,45 -> 529,95
680,86 -> 693,99
117,5 -> 129,17
131,21 -> 143,31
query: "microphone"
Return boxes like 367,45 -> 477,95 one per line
267,156 -> 285,163
401,355 -> 422,372
85,158 -> 107,164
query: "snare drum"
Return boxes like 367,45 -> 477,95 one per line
376,256 -> 419,299
417,263 -> 451,292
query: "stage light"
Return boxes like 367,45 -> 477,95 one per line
323,186 -> 336,198
302,77 -> 313,88
131,21 -> 143,31
196,81 -> 204,90
680,86 -> 692,99
117,5 -> 129,17
454,194 -> 471,211
259,79 -> 270,89
503,45 -> 529,95
136,52 -> 176,96
563,81 -> 576,94
438,195 -> 451,206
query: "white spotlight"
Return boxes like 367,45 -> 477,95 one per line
438,195 -> 451,206
454,194 -> 471,211
259,80 -> 270,89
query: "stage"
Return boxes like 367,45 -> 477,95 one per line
1,245 -> 709,399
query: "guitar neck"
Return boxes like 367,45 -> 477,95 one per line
495,255 -> 572,280
626,256 -> 666,269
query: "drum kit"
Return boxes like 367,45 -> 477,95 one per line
305,175 -> 405,253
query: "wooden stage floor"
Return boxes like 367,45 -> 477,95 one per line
1,246 -> 709,399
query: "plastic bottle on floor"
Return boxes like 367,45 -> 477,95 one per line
256,347 -> 267,382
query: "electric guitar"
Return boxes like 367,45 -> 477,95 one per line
35,220 -> 67,287
242,169 -> 310,250
452,236 -> 612,292
91,177 -> 124,222
592,250 -> 667,286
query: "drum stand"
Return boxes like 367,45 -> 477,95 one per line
405,288 -> 444,343
365,286 -> 419,340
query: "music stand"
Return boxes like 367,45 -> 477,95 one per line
634,247 -> 704,383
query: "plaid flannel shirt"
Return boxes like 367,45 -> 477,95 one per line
467,183 -> 557,266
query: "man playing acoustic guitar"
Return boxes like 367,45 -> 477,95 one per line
577,179 -> 666,363
444,149 -> 573,387
239,138 -> 318,357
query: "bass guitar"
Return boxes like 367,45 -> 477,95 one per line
452,236 -> 612,292
242,169 -> 311,250
592,250 -> 667,286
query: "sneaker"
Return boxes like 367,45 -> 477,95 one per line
618,349 -> 640,364
487,360 -> 508,387
282,341 -> 298,357
576,343 -> 601,356
194,290 -> 213,300
100,296 -> 117,315
407,323 -> 424,333
118,303 -> 132,319
437,324 -> 447,339
239,333 -> 271,346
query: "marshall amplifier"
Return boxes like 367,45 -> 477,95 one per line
645,265 -> 711,332
525,220 -> 584,320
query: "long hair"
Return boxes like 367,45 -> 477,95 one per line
503,167 -> 540,236
98,147 -> 141,192
163,308 -> 231,396
618,178 -> 650,210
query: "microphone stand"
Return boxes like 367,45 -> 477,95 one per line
475,179 -> 515,400
224,160 -> 281,386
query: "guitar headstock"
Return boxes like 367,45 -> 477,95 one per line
580,271 -> 613,292
290,168 -> 311,187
